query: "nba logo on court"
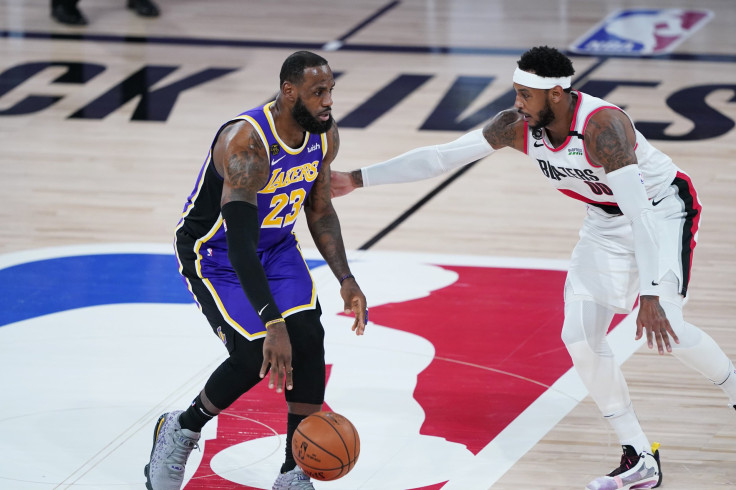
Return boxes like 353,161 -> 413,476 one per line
569,8 -> 713,56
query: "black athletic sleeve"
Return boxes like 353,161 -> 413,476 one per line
221,200 -> 283,326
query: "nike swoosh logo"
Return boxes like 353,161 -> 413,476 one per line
271,155 -> 286,166
533,142 -> 544,147
258,304 -> 268,315
652,197 -> 665,206
651,281 -> 659,286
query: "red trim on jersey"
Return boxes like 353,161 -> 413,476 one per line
676,171 -> 702,290
543,90 -> 583,152
558,188 -> 618,207
582,105 -> 629,168
523,119 -> 529,154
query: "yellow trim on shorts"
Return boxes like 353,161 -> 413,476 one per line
188,227 -> 317,340
201,277 -> 266,340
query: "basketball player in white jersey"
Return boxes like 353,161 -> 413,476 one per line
331,46 -> 736,490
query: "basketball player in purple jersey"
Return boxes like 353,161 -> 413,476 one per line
145,51 -> 367,490
331,46 -> 736,490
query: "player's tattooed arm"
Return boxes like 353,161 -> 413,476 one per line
305,123 -> 349,270
309,123 -> 368,334
484,109 -> 526,152
585,109 -> 638,173
328,126 -> 360,191
347,168 -> 363,189
215,121 -> 270,206
322,119 -> 340,167
215,122 -> 293,389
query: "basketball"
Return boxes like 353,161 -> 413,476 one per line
292,411 -> 360,481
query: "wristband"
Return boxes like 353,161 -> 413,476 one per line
265,318 -> 285,328
339,273 -> 354,285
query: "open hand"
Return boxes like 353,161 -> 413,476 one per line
260,321 -> 293,391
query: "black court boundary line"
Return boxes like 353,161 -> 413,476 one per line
357,57 -> 609,250
358,163 -> 479,250
2,30 -> 736,63
333,0 -> 400,44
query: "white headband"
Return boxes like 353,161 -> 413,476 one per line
513,68 -> 571,89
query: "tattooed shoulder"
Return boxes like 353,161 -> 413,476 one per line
585,110 -> 637,172
223,125 -> 269,194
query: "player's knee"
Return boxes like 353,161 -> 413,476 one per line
286,307 -> 326,354
561,299 -> 612,348
561,303 -> 586,346
566,339 -> 630,415
284,307 -> 326,405
561,312 -> 603,353
286,372 -> 325,405
657,293 -> 702,350
668,322 -> 702,350
561,321 -> 583,347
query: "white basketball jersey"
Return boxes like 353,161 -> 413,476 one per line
525,91 -> 677,214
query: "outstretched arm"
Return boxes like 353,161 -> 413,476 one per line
307,124 -> 368,334
214,121 -> 294,392
585,108 -> 678,354
330,109 -> 525,197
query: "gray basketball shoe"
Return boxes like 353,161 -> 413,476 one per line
272,466 -> 315,490
144,411 -> 200,490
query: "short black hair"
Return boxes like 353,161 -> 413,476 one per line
280,51 -> 329,86
517,46 -> 575,78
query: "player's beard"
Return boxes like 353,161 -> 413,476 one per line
530,100 -> 555,131
292,97 -> 333,134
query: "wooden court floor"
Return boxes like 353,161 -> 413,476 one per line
1,1 -> 735,488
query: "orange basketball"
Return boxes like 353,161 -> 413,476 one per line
292,411 -> 360,481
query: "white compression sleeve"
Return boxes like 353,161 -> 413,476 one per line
361,128 -> 494,187
606,164 -> 661,296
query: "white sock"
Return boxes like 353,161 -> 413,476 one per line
605,404 -> 651,455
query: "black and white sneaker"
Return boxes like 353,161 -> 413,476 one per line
586,443 -> 662,490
